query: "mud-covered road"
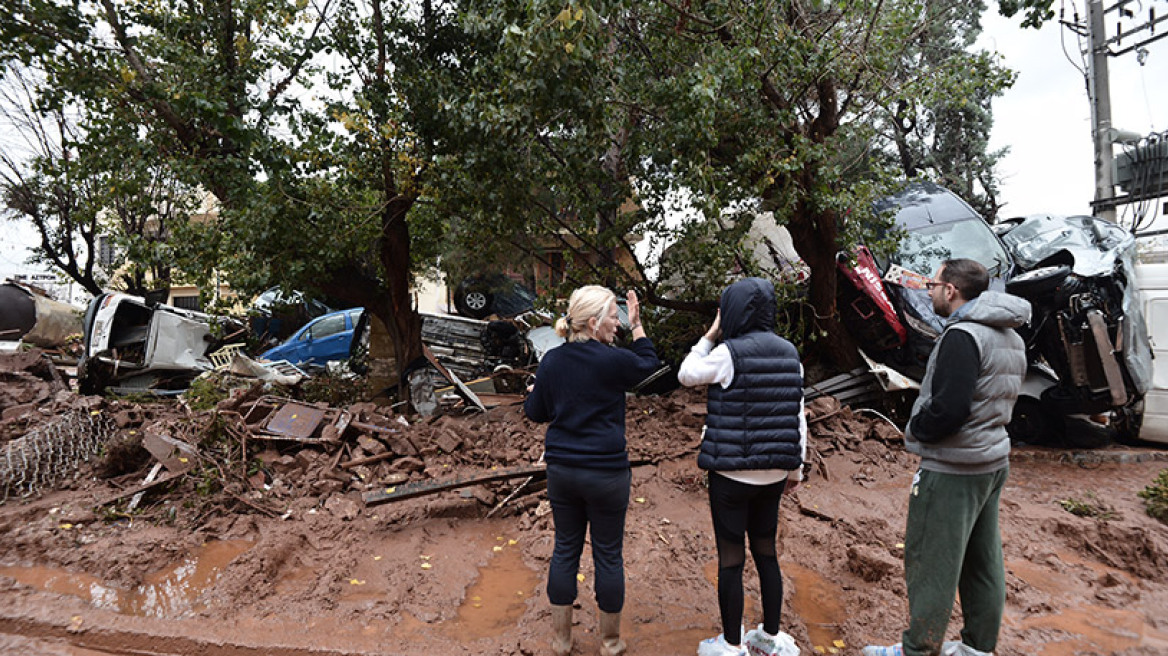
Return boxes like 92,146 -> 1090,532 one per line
1,350 -> 1167,656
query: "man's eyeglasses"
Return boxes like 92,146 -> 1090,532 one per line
924,280 -> 950,290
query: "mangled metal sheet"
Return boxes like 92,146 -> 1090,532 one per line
145,311 -> 215,370
1002,214 -> 1152,396
240,396 -> 351,443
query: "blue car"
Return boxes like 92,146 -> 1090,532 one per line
260,307 -> 364,369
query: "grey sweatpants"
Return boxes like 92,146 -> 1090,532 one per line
902,466 -> 1009,656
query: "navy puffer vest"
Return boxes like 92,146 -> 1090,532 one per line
700,331 -> 804,472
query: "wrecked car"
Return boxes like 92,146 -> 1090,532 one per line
260,307 -> 364,370
77,292 -> 245,395
841,182 -> 1016,377
999,214 -> 1151,444
248,287 -> 335,344
452,274 -> 537,319
840,183 -> 1151,446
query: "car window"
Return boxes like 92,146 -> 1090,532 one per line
308,314 -> 347,339
891,218 -> 1011,278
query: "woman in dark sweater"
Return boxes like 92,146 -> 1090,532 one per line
524,285 -> 661,656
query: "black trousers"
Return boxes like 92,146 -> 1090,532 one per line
545,463 -> 631,613
707,471 -> 786,644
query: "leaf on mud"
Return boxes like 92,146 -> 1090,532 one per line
493,546 -> 503,552
349,579 -> 365,585
373,556 -> 382,561
385,487 -> 396,494
895,543 -> 904,548
577,573 -> 585,582
814,647 -> 825,654
833,640 -> 846,648
421,563 -> 433,570
635,497 -> 646,503
508,539 -> 517,545
59,523 -> 73,530
68,615 -> 83,633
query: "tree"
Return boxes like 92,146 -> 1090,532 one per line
878,0 -> 1015,218
1,63 -> 106,295
432,0 -> 1022,369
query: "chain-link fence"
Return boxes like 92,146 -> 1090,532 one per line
1,409 -> 114,502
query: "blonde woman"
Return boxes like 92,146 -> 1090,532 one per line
524,285 -> 661,656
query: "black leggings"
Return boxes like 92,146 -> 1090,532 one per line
707,471 -> 786,644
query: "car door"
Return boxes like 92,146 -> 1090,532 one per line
301,311 -> 353,365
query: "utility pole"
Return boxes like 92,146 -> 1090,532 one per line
1087,0 -> 1117,221
1084,0 -> 1168,221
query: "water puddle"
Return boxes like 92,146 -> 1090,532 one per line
1005,559 -> 1074,596
785,562 -> 848,653
452,535 -> 540,640
1020,604 -> 1168,656
0,539 -> 253,618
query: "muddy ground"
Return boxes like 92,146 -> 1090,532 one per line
1,349 -> 1167,656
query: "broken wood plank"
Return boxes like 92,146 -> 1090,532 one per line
94,469 -> 187,507
423,344 -> 486,412
363,458 -> 666,508
363,464 -> 547,506
340,451 -> 396,470
127,463 -> 163,511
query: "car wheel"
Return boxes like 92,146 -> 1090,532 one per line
1112,399 -> 1145,445
455,280 -> 494,319
1005,265 -> 1071,298
1007,397 -> 1063,446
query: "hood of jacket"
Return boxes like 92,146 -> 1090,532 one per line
949,290 -> 1031,330
719,277 -> 777,339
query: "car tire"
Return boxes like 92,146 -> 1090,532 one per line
1005,265 -> 1071,298
454,280 -> 494,319
1007,397 -> 1063,446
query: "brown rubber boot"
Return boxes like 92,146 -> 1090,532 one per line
598,611 -> 626,656
551,604 -> 573,656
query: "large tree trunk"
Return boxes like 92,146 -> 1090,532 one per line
377,196 -> 423,396
785,204 -> 862,372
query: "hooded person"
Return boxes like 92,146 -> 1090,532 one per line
678,277 -> 805,656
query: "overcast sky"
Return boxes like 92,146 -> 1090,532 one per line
4,6 -> 1167,286
978,5 -> 1168,226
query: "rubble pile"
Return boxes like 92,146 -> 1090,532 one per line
0,346 -> 914,524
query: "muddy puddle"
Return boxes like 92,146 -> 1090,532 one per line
1018,605 -> 1168,655
786,561 -> 848,653
452,534 -> 540,639
0,539 -> 253,618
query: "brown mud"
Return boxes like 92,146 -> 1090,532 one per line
1,351 -> 1167,656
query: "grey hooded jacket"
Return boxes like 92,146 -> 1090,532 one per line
905,291 -> 1031,474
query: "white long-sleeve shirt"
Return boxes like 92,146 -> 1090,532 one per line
678,336 -> 807,485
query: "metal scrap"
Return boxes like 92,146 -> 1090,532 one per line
239,396 -> 352,443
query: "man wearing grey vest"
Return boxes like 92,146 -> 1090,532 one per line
864,259 -> 1030,656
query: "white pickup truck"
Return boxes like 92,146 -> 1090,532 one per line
1136,261 -> 1168,444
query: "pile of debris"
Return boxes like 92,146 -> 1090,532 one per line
0,347 -> 904,530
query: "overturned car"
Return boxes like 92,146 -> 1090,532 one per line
77,293 -> 245,395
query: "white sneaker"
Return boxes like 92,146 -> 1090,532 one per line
861,645 -> 903,656
743,625 -> 799,656
943,641 -> 993,656
698,634 -> 746,656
